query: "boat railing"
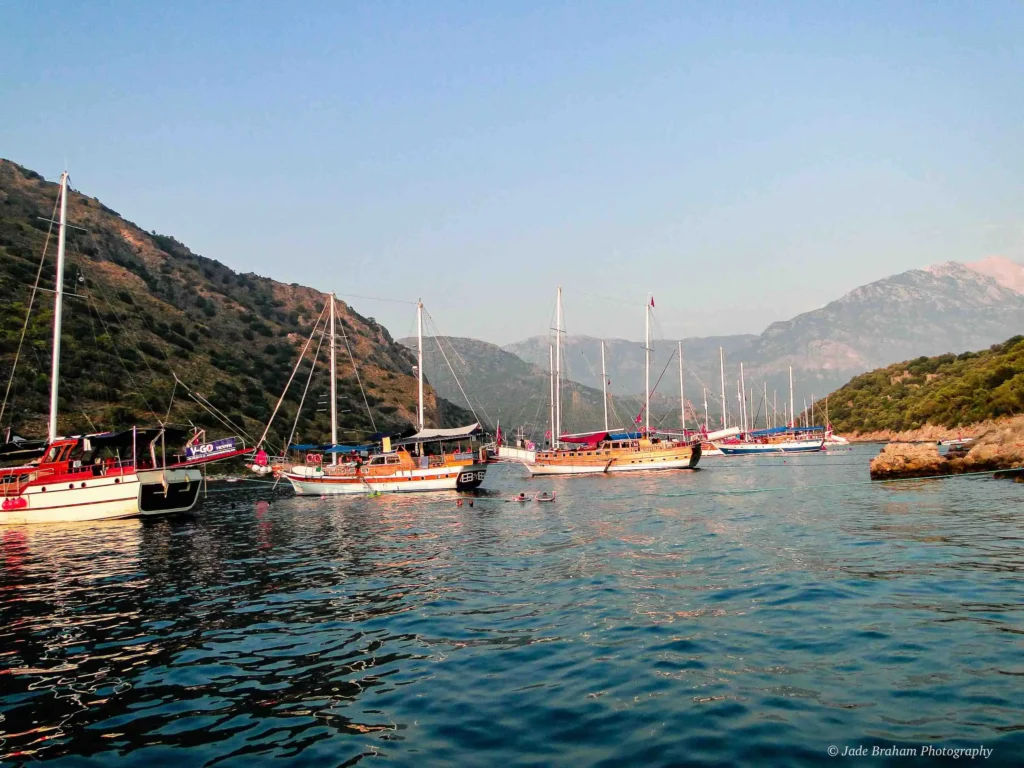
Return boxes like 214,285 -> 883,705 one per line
1,467 -> 56,496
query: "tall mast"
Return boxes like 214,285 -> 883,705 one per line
678,342 -> 685,432
810,393 -> 815,426
601,339 -> 608,432
644,296 -> 651,435
736,380 -> 742,431
803,398 -> 808,427
549,345 -> 555,448
48,171 -> 69,442
763,382 -> 768,431
773,390 -> 777,429
330,293 -> 338,465
789,366 -> 795,429
703,387 -> 709,431
719,347 -> 726,429
555,287 -> 562,447
739,362 -> 746,433
416,299 -> 425,431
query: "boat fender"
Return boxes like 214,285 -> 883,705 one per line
2,497 -> 27,511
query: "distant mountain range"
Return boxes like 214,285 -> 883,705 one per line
506,258 -> 1024,426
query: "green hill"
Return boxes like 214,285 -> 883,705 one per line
0,159 -> 470,449
826,335 -> 1024,434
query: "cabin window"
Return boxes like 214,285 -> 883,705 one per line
369,456 -> 385,465
586,451 -> 592,456
386,456 -> 401,465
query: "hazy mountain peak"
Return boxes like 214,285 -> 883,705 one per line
965,256 -> 1024,295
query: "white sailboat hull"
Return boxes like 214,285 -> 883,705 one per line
283,463 -> 488,495
523,456 -> 698,475
0,469 -> 202,525
715,440 -> 824,455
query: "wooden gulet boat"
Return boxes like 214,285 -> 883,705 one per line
0,172 -> 251,525
521,289 -> 701,476
263,297 -> 488,495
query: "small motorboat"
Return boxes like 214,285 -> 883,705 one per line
536,492 -> 555,503
938,437 -> 973,447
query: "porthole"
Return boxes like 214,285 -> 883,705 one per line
114,479 -> 120,484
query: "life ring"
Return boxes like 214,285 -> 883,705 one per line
306,454 -> 323,465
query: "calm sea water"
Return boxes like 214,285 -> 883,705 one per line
2,446 -> 1022,766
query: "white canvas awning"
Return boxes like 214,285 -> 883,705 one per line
396,423 -> 481,445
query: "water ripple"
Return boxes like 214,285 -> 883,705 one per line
2,449 -> 1023,765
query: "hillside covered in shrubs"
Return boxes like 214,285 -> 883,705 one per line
828,336 -> 1024,434
0,159 -> 470,448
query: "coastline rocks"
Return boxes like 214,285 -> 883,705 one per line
869,443 -> 947,480
869,417 -> 1024,480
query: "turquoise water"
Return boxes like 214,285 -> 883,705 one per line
1,446 -> 1022,765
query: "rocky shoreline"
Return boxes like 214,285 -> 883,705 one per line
868,416 -> 1024,480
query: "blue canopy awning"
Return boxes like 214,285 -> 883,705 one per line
747,426 -> 825,438
608,431 -> 643,440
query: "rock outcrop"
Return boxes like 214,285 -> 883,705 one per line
869,415 -> 1024,480
869,443 -> 948,480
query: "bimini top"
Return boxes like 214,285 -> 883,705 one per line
395,423 -> 481,445
0,436 -> 48,462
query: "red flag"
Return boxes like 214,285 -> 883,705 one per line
650,296 -> 655,307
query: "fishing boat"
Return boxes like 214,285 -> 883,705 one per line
521,289 -> 700,476
0,172 -> 251,525
267,298 -> 488,495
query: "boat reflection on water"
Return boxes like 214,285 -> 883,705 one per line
0,493 -> 451,762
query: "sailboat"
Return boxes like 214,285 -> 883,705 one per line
270,298 -> 489,494
0,172 -> 252,525
713,366 -> 825,455
522,290 -> 701,476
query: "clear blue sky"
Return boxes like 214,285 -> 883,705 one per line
4,1 -> 1024,344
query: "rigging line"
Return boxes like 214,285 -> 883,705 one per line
283,326 -> 327,458
0,190 -> 61,429
335,292 -> 416,306
184,388 -> 256,444
116,282 -> 191,410
425,315 -> 493,427
163,378 -> 177,425
337,314 -> 377,434
424,310 -> 482,425
653,468 -> 1010,498
257,301 -> 329,448
80,282 -> 159,418
572,290 -> 638,307
173,376 -> 260,445
643,347 -> 678,415
85,273 -> 167,404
